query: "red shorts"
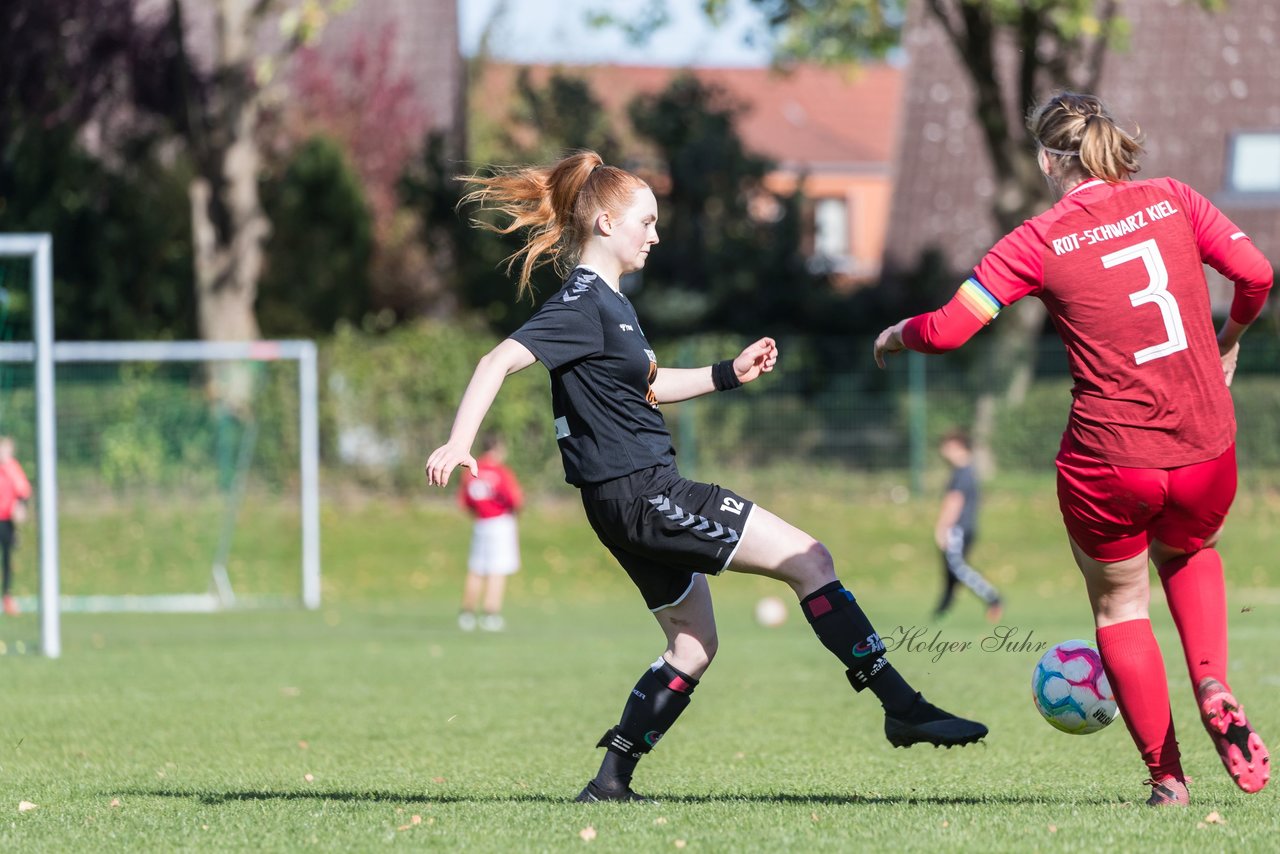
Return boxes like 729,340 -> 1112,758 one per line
1055,438 -> 1237,563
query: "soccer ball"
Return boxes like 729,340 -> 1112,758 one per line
1031,639 -> 1118,734
754,596 -> 788,628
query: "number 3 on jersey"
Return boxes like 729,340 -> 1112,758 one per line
1101,238 -> 1187,365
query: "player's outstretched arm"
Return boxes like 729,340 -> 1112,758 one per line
652,337 -> 777,404
426,339 -> 536,487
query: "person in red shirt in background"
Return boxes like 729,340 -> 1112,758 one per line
457,433 -> 523,632
875,92 -> 1272,806
0,436 -> 32,616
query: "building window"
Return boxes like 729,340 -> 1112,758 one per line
809,197 -> 852,274
1226,132 -> 1280,195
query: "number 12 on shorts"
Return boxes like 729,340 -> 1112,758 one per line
1102,237 -> 1187,365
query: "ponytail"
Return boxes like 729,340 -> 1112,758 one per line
1029,92 -> 1143,184
1078,112 -> 1144,183
459,150 -> 647,301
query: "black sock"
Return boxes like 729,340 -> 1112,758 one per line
592,658 -> 698,791
800,580 -> 917,713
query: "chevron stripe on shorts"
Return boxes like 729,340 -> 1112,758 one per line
646,494 -> 741,545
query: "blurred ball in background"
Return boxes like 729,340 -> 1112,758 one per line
754,595 -> 788,628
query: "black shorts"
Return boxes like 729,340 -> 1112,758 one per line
581,464 -> 755,612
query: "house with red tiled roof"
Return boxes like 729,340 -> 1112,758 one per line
885,0 -> 1280,311
476,62 -> 903,284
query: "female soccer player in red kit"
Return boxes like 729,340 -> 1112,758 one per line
875,92 -> 1271,806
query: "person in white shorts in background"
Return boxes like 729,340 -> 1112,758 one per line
458,434 -> 523,631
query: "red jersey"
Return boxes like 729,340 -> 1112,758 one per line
904,177 -> 1273,468
458,455 -> 523,520
0,457 -> 31,520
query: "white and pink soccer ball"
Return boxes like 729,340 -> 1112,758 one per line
1031,639 -> 1118,734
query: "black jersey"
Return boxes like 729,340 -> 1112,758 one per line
510,267 -> 675,486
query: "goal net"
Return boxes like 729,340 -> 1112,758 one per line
0,235 -> 320,658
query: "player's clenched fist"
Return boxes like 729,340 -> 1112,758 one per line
733,337 -> 778,384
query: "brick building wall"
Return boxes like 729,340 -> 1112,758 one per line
150,0 -> 464,154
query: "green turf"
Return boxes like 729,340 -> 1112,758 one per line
1,473 -> 1278,851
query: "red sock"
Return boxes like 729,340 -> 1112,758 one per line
1158,548 -> 1229,691
1096,619 -> 1182,780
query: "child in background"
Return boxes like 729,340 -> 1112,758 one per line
457,434 -> 523,632
933,431 -> 1002,622
0,436 -> 32,616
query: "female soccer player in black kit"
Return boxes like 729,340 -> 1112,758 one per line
426,150 -> 987,802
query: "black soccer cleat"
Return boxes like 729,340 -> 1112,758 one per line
574,780 -> 652,803
884,693 -> 988,748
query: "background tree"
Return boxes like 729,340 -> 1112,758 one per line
282,23 -> 437,327
0,0 -> 197,340
257,136 -> 373,335
499,70 -> 624,167
2,0 -> 378,344
136,0 -> 357,348
627,74 -> 817,338
158,0 -> 268,344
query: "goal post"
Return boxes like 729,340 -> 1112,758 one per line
0,234 -> 322,659
48,339 -> 323,615
0,234 -> 58,657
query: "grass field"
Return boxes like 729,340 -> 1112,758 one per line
1,470 -> 1278,851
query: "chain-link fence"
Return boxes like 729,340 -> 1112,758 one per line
664,329 -> 1280,488
315,321 -> 1280,493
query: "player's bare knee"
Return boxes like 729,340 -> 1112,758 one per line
700,631 -> 719,665
668,637 -> 716,677
789,540 -> 836,595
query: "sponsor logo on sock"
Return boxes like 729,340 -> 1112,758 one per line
853,632 -> 886,658
850,656 -> 888,685
644,731 -> 663,747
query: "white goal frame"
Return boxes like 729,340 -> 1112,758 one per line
0,234 -> 321,658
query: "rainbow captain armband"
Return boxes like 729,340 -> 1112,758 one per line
955,277 -> 1003,324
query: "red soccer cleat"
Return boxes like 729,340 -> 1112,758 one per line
2,595 -> 17,616
1144,775 -> 1190,807
1197,678 -> 1270,794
